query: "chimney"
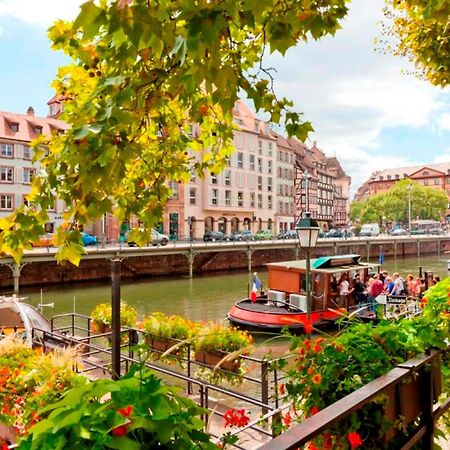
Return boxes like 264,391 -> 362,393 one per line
27,106 -> 35,116
312,140 -> 317,148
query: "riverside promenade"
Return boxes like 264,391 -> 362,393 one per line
1,234 -> 449,291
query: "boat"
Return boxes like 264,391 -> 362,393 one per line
228,254 -> 378,333
0,295 -> 54,345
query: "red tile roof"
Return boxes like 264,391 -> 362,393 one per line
0,110 -> 68,142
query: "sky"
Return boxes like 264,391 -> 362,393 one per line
0,0 -> 449,196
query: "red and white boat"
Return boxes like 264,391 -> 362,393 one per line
228,254 -> 377,333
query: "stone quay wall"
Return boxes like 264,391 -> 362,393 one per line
0,238 -> 448,289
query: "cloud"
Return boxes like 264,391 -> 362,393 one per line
264,0 -> 447,196
437,113 -> 450,132
0,0 -> 82,28
433,148 -> 450,163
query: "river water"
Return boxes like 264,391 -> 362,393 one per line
7,254 -> 449,324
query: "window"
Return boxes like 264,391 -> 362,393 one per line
254,120 -> 259,132
257,158 -> 263,173
225,190 -> 231,206
23,146 -> 32,160
267,177 -> 272,192
0,194 -> 13,210
211,173 -> 217,184
237,191 -> 243,207
23,195 -> 29,207
189,187 -> 196,205
424,180 -> 429,186
212,189 -> 218,205
258,194 -> 262,209
10,122 -> 19,132
423,171 -> 429,176
169,181 -> 179,199
1,144 -> 13,158
0,167 -> 13,182
35,126 -> 43,135
258,140 -> 262,155
258,176 -> 263,190
387,175 -> 391,180
224,170 -> 231,186
268,160 -> 272,174
250,192 -> 255,207
279,201 -> 283,213
268,195 -> 272,209
237,152 -> 244,168
268,142 -> 272,156
434,178 -> 440,185
249,155 -> 255,171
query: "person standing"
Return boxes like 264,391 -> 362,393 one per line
338,273 -> 353,308
353,275 -> 367,304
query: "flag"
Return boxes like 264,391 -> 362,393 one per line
251,273 -> 262,303
378,248 -> 385,265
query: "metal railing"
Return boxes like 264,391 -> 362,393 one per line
259,348 -> 449,450
32,313 -> 295,447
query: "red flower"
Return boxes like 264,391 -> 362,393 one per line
309,405 -> 320,416
303,339 -> 311,349
311,373 -> 322,385
303,321 -> 313,334
348,431 -> 363,449
224,408 -> 250,428
112,425 -> 128,437
118,405 -> 133,418
278,383 -> 285,395
282,411 -> 291,427
305,442 -> 319,450
323,432 -> 332,449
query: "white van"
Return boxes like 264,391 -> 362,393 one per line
359,223 -> 380,237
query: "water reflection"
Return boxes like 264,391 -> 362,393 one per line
5,254 -> 449,324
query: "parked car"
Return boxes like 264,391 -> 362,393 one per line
127,229 -> 169,246
277,230 -> 298,239
389,228 -> 408,236
31,233 -> 54,248
81,231 -> 98,246
359,223 -> 380,237
429,227 -> 445,235
203,231 -> 227,242
230,230 -> 255,241
255,229 -> 273,240
318,229 -> 326,239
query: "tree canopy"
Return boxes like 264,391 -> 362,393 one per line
350,179 -> 448,225
382,0 -> 450,86
0,0 -> 349,264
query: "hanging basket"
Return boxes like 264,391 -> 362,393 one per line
91,322 -> 111,335
194,349 -> 241,372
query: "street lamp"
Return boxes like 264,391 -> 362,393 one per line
406,184 -> 412,236
296,212 -> 320,330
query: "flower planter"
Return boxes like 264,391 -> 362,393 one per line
194,350 -> 241,372
91,322 -> 111,335
145,336 -> 179,354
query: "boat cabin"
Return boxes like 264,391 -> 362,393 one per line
266,254 -> 377,311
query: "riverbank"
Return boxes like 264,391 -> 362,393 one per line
0,235 -> 449,289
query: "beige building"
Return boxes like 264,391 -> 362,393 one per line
1,100 -> 351,241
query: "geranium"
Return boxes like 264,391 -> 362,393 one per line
90,303 -> 138,330
111,425 -> 128,437
303,320 -> 313,334
281,278 -> 450,449
282,411 -> 291,427
223,408 -> 250,428
348,431 -> 363,448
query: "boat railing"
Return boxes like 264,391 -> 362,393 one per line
32,319 -> 295,446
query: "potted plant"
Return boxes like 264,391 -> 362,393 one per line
142,312 -> 198,353
17,362 -> 218,450
0,336 -> 86,445
279,278 -> 450,448
90,303 -> 138,334
194,323 -> 253,372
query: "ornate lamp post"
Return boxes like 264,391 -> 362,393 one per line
296,212 -> 320,327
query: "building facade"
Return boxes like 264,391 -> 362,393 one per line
1,100 -> 351,241
357,163 -> 450,220
0,107 -> 67,232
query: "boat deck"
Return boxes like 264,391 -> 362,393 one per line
237,299 -> 300,314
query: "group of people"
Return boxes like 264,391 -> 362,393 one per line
331,270 -> 439,307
